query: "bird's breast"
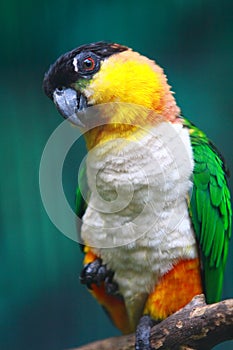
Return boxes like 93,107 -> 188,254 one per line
81,121 -> 199,323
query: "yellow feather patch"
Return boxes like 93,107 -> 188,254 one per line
83,50 -> 180,149
86,50 -> 165,114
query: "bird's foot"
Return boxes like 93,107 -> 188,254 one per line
135,315 -> 155,350
80,258 -> 120,297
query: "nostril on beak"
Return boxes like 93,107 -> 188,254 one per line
55,87 -> 65,95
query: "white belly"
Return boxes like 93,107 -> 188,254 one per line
81,122 -> 198,324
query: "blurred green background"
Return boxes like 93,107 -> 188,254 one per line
1,0 -> 232,349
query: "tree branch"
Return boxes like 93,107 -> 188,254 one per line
71,295 -> 233,350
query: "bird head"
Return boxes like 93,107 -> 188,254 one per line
43,42 -> 180,148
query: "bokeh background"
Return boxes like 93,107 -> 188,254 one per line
1,0 -> 232,349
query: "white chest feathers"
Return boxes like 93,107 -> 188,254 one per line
81,122 -> 198,311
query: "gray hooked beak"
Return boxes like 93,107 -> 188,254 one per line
53,87 -> 88,127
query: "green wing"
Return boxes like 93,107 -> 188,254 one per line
75,162 -> 89,250
183,118 -> 232,303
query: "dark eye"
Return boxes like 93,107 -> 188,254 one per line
82,57 -> 96,71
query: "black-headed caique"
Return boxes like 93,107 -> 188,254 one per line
43,42 -> 232,350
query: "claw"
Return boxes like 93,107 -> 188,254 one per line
135,315 -> 154,350
80,258 -> 105,288
105,276 -> 120,296
80,258 -> 121,297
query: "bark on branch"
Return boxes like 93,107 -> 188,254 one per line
71,295 -> 233,350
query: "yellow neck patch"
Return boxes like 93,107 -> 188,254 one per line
83,103 -> 164,150
83,50 -> 180,149
87,51 -> 164,110
84,123 -> 140,150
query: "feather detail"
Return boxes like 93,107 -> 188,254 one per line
184,118 -> 232,303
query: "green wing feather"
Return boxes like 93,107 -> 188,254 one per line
75,162 -> 89,250
184,118 -> 232,303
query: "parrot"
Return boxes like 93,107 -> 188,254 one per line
43,42 -> 232,350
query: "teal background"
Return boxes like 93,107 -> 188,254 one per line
1,0 -> 232,349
